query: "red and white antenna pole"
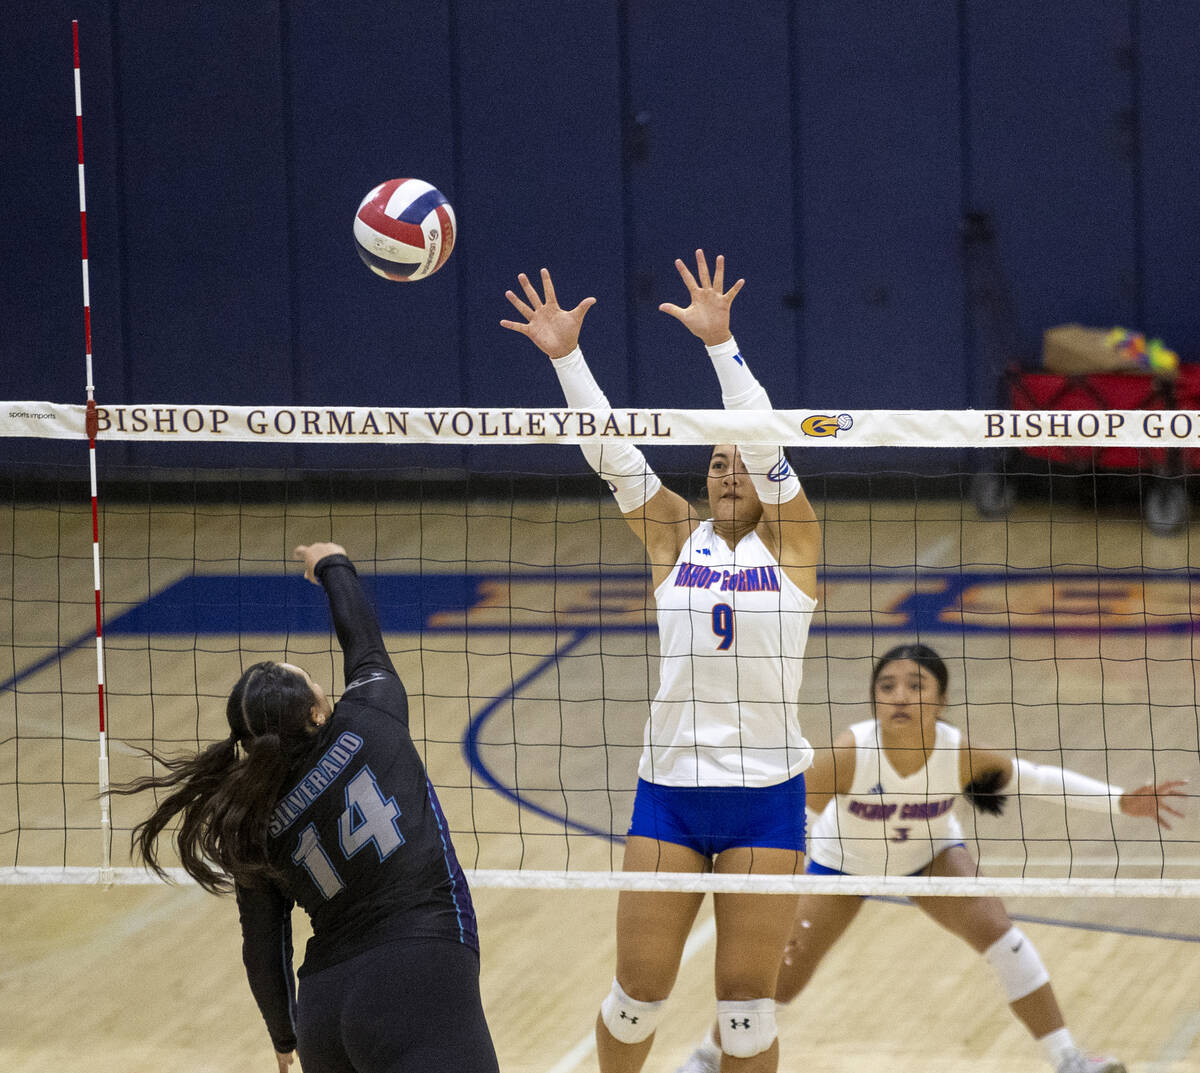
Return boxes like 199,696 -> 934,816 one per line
74,19 -> 111,881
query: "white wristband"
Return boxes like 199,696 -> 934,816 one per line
1012,758 -> 1124,815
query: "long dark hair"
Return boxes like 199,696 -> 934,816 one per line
113,661 -> 318,893
869,642 -> 949,704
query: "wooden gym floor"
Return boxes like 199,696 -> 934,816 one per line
1,491 -> 1198,1072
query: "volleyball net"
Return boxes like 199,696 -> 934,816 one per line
1,400 -> 1197,897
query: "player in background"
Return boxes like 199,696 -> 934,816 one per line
503,251 -> 820,1073
116,542 -> 499,1073
675,642 -> 1186,1073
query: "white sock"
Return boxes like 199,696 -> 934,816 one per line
1039,1027 -> 1077,1067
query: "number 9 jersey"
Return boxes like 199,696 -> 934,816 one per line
643,518 -> 817,788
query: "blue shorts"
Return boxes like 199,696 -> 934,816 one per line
805,843 -> 966,878
627,773 -> 807,858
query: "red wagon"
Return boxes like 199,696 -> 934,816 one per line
971,365 -> 1199,533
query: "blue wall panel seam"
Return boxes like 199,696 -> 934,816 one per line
1129,0 -> 1146,329
616,0 -> 639,404
786,1 -> 805,402
279,0 -> 301,406
957,0 -> 975,408
447,0 -> 469,409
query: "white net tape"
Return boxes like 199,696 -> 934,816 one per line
4,399 -> 1198,447
4,866 -> 1200,896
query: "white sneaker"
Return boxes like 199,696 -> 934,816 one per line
675,1039 -> 721,1073
1056,1053 -> 1126,1073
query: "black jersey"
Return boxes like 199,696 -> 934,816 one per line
236,554 -> 476,1052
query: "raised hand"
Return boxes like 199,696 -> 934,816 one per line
293,542 -> 347,584
1119,779 -> 1188,828
500,268 -> 597,360
658,249 -> 745,346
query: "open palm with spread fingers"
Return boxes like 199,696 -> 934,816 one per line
500,268 -> 596,360
658,249 -> 745,346
1120,778 -> 1188,828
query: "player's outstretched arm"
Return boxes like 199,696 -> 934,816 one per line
661,250 -> 820,593
959,742 -> 1188,827
501,269 -> 695,583
293,543 -> 397,685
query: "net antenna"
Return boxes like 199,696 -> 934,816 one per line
73,19 -> 112,884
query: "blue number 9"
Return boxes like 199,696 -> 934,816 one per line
712,603 -> 734,650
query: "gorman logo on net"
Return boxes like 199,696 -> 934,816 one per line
801,413 -> 853,438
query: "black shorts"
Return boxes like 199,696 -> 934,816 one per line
296,938 -> 499,1073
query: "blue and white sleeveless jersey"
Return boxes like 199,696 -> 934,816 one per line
808,719 -> 965,875
641,519 -> 817,787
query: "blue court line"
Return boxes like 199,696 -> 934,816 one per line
460,628 -> 622,843
0,627 -> 96,697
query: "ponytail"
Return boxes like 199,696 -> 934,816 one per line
114,661 -> 319,893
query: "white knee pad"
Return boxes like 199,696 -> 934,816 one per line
599,978 -> 665,1045
984,926 -> 1051,1002
717,998 -> 777,1059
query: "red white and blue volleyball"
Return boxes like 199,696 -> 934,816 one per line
353,178 -> 456,281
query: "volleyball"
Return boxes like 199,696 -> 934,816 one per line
353,178 -> 456,281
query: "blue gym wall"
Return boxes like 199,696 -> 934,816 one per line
2,1 -> 1197,474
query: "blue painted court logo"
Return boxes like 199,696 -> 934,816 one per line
88,569 -> 1200,640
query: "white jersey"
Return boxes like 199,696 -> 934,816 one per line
808,720 -> 965,875
639,519 -> 817,787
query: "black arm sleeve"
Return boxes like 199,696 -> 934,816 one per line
235,882 -> 298,1053
313,553 -> 397,684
